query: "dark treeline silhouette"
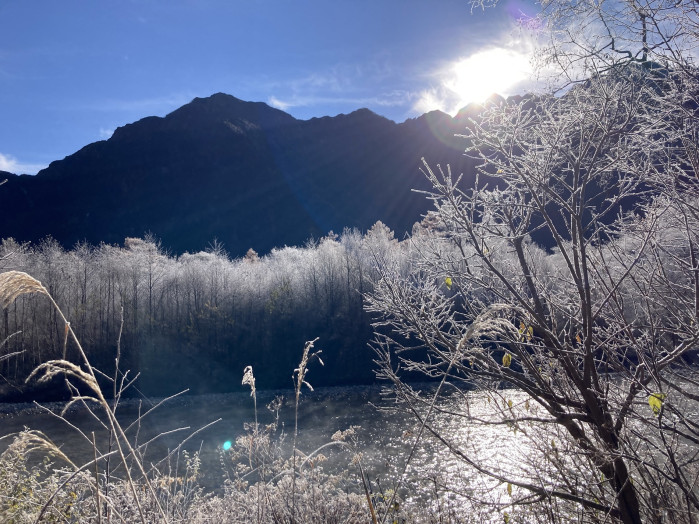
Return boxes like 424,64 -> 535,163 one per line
0,222 -> 401,401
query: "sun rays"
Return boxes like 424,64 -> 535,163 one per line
414,46 -> 533,116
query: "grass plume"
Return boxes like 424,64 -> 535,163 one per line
0,270 -> 48,308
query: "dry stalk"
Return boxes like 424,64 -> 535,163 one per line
0,270 -> 169,524
291,337 -> 323,523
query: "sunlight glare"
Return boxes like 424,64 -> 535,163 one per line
446,47 -> 531,107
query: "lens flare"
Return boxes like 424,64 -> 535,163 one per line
222,440 -> 232,451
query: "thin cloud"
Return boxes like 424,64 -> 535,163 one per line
288,57 -> 395,94
413,88 -> 451,116
99,128 -> 114,139
0,152 -> 47,175
262,53 -> 413,119
267,91 -> 416,117
268,96 -> 291,111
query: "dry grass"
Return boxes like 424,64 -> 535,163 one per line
0,270 -> 393,523
0,269 -> 497,523
0,271 -> 48,309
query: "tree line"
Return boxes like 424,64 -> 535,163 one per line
0,222 -> 400,399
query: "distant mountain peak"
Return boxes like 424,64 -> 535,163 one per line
346,107 -> 384,118
166,92 -> 297,129
0,92 -> 479,256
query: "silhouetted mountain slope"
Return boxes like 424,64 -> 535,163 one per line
0,93 -> 478,255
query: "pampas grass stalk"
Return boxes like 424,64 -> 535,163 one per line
92,432 -> 102,524
242,365 -> 258,432
0,270 -> 168,524
106,305 -> 125,523
291,337 -> 322,523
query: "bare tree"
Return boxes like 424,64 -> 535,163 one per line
366,2 -> 699,521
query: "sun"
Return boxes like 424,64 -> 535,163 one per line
446,48 -> 531,107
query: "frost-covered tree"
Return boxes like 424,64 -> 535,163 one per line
0,225 -> 393,395
366,1 -> 699,522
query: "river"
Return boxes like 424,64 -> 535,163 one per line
0,383 -> 537,521
0,385 -> 424,490
2,375 -> 696,523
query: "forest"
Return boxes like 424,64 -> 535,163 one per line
0,222 -> 402,399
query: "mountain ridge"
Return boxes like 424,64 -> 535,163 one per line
0,93 -> 485,256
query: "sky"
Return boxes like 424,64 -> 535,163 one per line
0,0 -> 541,175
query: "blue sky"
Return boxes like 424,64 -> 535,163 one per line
0,0 -> 539,174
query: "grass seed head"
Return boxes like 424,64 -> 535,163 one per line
242,365 -> 256,397
0,271 -> 48,308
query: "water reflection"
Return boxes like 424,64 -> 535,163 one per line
0,385 -> 544,520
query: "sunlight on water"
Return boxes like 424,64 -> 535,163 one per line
366,388 -> 548,522
0,385 -> 557,519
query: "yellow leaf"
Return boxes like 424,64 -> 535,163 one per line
507,482 -> 512,496
502,352 -> 512,368
519,322 -> 533,341
575,333 -> 581,343
503,512 -> 510,524
525,399 -> 530,411
648,392 -> 667,416
445,277 -> 452,290
507,399 -> 513,409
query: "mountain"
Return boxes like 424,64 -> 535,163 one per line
0,93 -> 481,255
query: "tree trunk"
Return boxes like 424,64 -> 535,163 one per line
613,457 -> 642,524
